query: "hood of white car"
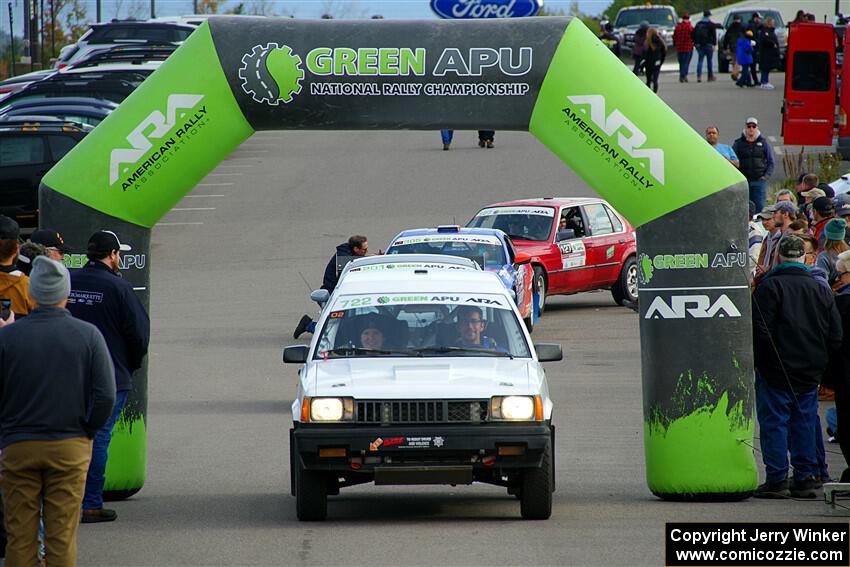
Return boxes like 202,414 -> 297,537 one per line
304,357 -> 535,399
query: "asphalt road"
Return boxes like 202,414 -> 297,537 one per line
73,72 -> 849,567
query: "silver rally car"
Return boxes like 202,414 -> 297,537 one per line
284,264 -> 562,521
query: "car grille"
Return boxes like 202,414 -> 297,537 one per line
356,400 -> 489,424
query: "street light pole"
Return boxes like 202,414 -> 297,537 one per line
8,3 -> 15,76
150,0 -> 155,19
96,0 -> 101,22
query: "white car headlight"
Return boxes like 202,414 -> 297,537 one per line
309,397 -> 353,422
490,395 -> 542,421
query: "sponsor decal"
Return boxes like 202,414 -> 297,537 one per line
638,252 -> 747,285
476,206 -> 555,217
238,44 -> 532,106
562,94 -> 664,190
606,245 -> 615,260
352,262 -> 472,272
644,294 -> 742,319
431,0 -> 542,19
109,94 -> 207,190
333,293 -> 508,310
63,252 -> 147,271
558,240 -> 586,269
391,234 -> 501,246
369,436 -> 445,450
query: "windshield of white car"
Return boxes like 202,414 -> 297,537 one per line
724,11 -> 783,28
313,296 -> 532,359
615,8 -> 675,28
467,207 -> 554,242
387,238 -> 506,268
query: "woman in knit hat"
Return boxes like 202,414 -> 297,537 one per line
816,218 -> 850,285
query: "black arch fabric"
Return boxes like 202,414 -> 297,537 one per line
39,17 -> 754,499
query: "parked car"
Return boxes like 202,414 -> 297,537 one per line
284,266 -> 561,521
718,8 -> 787,73
612,4 -> 677,54
0,70 -> 56,101
0,62 -> 161,107
0,117 -> 92,228
385,226 -> 536,331
69,43 -> 178,69
467,198 -> 638,310
0,97 -> 118,126
55,20 -> 194,69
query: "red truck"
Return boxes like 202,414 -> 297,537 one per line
781,21 -> 850,157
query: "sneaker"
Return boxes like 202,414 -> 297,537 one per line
790,477 -> 819,499
679,77 -> 684,83
697,76 -> 702,83
442,143 -> 450,151
708,75 -> 716,82
762,83 -> 775,90
294,315 -> 312,339
485,140 -> 494,148
753,479 -> 790,499
478,140 -> 486,148
81,508 -> 117,523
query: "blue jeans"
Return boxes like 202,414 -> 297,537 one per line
440,129 -> 453,145
677,50 -> 692,80
760,68 -> 771,85
696,44 -> 714,78
82,390 -> 128,510
736,63 -> 754,86
755,374 -> 819,483
748,179 -> 767,212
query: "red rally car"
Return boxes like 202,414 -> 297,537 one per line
467,198 -> 638,313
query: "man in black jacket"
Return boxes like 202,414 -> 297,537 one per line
732,117 -> 775,212
294,235 -> 369,339
752,236 -> 843,498
692,10 -> 720,82
67,230 -> 150,523
0,256 -> 115,564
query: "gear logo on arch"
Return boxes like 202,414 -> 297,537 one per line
238,43 -> 304,105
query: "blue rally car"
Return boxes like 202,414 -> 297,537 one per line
385,226 -> 536,331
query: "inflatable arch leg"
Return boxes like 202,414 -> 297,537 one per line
40,17 -> 755,499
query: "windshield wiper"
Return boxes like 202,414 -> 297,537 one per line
411,346 -> 514,359
323,347 -> 417,357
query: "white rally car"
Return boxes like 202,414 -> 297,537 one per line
283,267 -> 561,521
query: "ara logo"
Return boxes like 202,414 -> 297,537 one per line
109,94 -> 204,185
565,94 -> 665,185
644,294 -> 741,319
430,0 -> 542,18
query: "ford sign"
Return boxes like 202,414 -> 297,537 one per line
430,0 -> 542,19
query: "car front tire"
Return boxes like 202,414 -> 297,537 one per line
520,439 -> 553,520
533,266 -> 547,316
295,455 -> 328,521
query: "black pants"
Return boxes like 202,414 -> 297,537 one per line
646,65 -> 660,92
632,55 -> 644,75
477,130 -> 495,142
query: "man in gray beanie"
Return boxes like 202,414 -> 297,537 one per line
0,256 -> 115,566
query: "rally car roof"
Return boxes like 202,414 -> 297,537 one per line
334,268 -> 508,297
478,197 -> 605,208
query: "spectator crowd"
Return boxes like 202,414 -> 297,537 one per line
746,161 -> 850,498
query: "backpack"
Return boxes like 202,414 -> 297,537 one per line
692,21 -> 713,45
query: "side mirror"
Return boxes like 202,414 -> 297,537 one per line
310,289 -> 329,305
282,344 -> 309,364
514,251 -> 532,265
534,343 -> 563,362
556,229 -> 576,242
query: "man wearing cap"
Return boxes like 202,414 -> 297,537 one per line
733,117 -> 775,211
30,228 -> 68,262
752,235 -> 842,498
692,10 -> 719,82
756,201 -> 796,279
0,256 -> 115,565
812,196 -> 837,247
0,215 -> 35,319
67,230 -> 150,523
673,12 -> 694,83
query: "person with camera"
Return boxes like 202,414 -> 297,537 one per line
67,230 -> 150,524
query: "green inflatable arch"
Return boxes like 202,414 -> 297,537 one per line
40,16 -> 755,500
